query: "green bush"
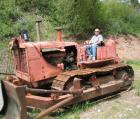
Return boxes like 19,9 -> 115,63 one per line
0,0 -> 140,40
48,0 -> 102,35
100,0 -> 140,36
47,0 -> 140,37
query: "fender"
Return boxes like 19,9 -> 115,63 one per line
0,80 -> 8,115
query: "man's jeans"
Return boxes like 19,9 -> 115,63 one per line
86,44 -> 98,58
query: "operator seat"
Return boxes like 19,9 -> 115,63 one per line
79,39 -> 117,62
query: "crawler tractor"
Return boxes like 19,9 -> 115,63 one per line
0,19 -> 134,119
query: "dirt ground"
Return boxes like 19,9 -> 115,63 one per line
80,91 -> 140,119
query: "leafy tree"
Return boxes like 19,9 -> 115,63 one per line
0,0 -> 140,40
48,0 -> 101,35
130,0 -> 140,8
0,0 -> 22,39
15,0 -> 51,14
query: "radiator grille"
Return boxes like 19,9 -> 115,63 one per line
14,49 -> 28,73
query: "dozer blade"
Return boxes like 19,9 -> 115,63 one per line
2,80 -> 27,119
0,74 -> 133,119
0,80 -> 5,113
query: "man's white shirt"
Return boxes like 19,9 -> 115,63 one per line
89,35 -> 103,44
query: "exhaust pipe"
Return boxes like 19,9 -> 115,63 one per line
36,15 -> 42,42
55,27 -> 63,42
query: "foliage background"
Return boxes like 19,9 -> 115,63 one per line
0,0 -> 139,40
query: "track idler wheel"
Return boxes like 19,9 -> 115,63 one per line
90,75 -> 100,90
115,70 -> 133,88
115,70 -> 129,80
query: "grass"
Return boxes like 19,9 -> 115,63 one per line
0,41 -> 8,49
126,60 -> 140,68
27,101 -> 93,119
134,80 -> 140,96
55,101 -> 93,119
125,60 -> 140,96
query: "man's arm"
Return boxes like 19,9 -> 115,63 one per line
89,36 -> 94,44
84,36 -> 94,45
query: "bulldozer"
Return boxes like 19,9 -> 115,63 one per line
0,17 -> 134,119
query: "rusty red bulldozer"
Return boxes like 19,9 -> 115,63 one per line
0,18 -> 134,119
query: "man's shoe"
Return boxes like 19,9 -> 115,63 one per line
87,55 -> 92,61
92,57 -> 96,61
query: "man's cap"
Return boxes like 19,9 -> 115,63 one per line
94,28 -> 100,32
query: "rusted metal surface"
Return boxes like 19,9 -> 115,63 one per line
35,96 -> 74,119
10,37 -> 78,84
34,78 -> 81,119
36,15 -> 42,41
73,78 -> 81,90
9,35 -> 121,85
26,79 -> 127,109
66,80 -> 125,106
2,80 -> 27,119
0,31 -> 134,119
81,58 -> 114,68
55,27 -> 63,42
26,87 -> 83,95
52,63 -> 134,91
78,39 -> 120,64
90,75 -> 100,89
2,72 -> 133,119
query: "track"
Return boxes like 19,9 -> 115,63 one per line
52,63 -> 134,90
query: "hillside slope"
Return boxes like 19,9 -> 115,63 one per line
115,35 -> 140,60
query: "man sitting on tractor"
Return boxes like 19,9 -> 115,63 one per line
85,28 -> 103,61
